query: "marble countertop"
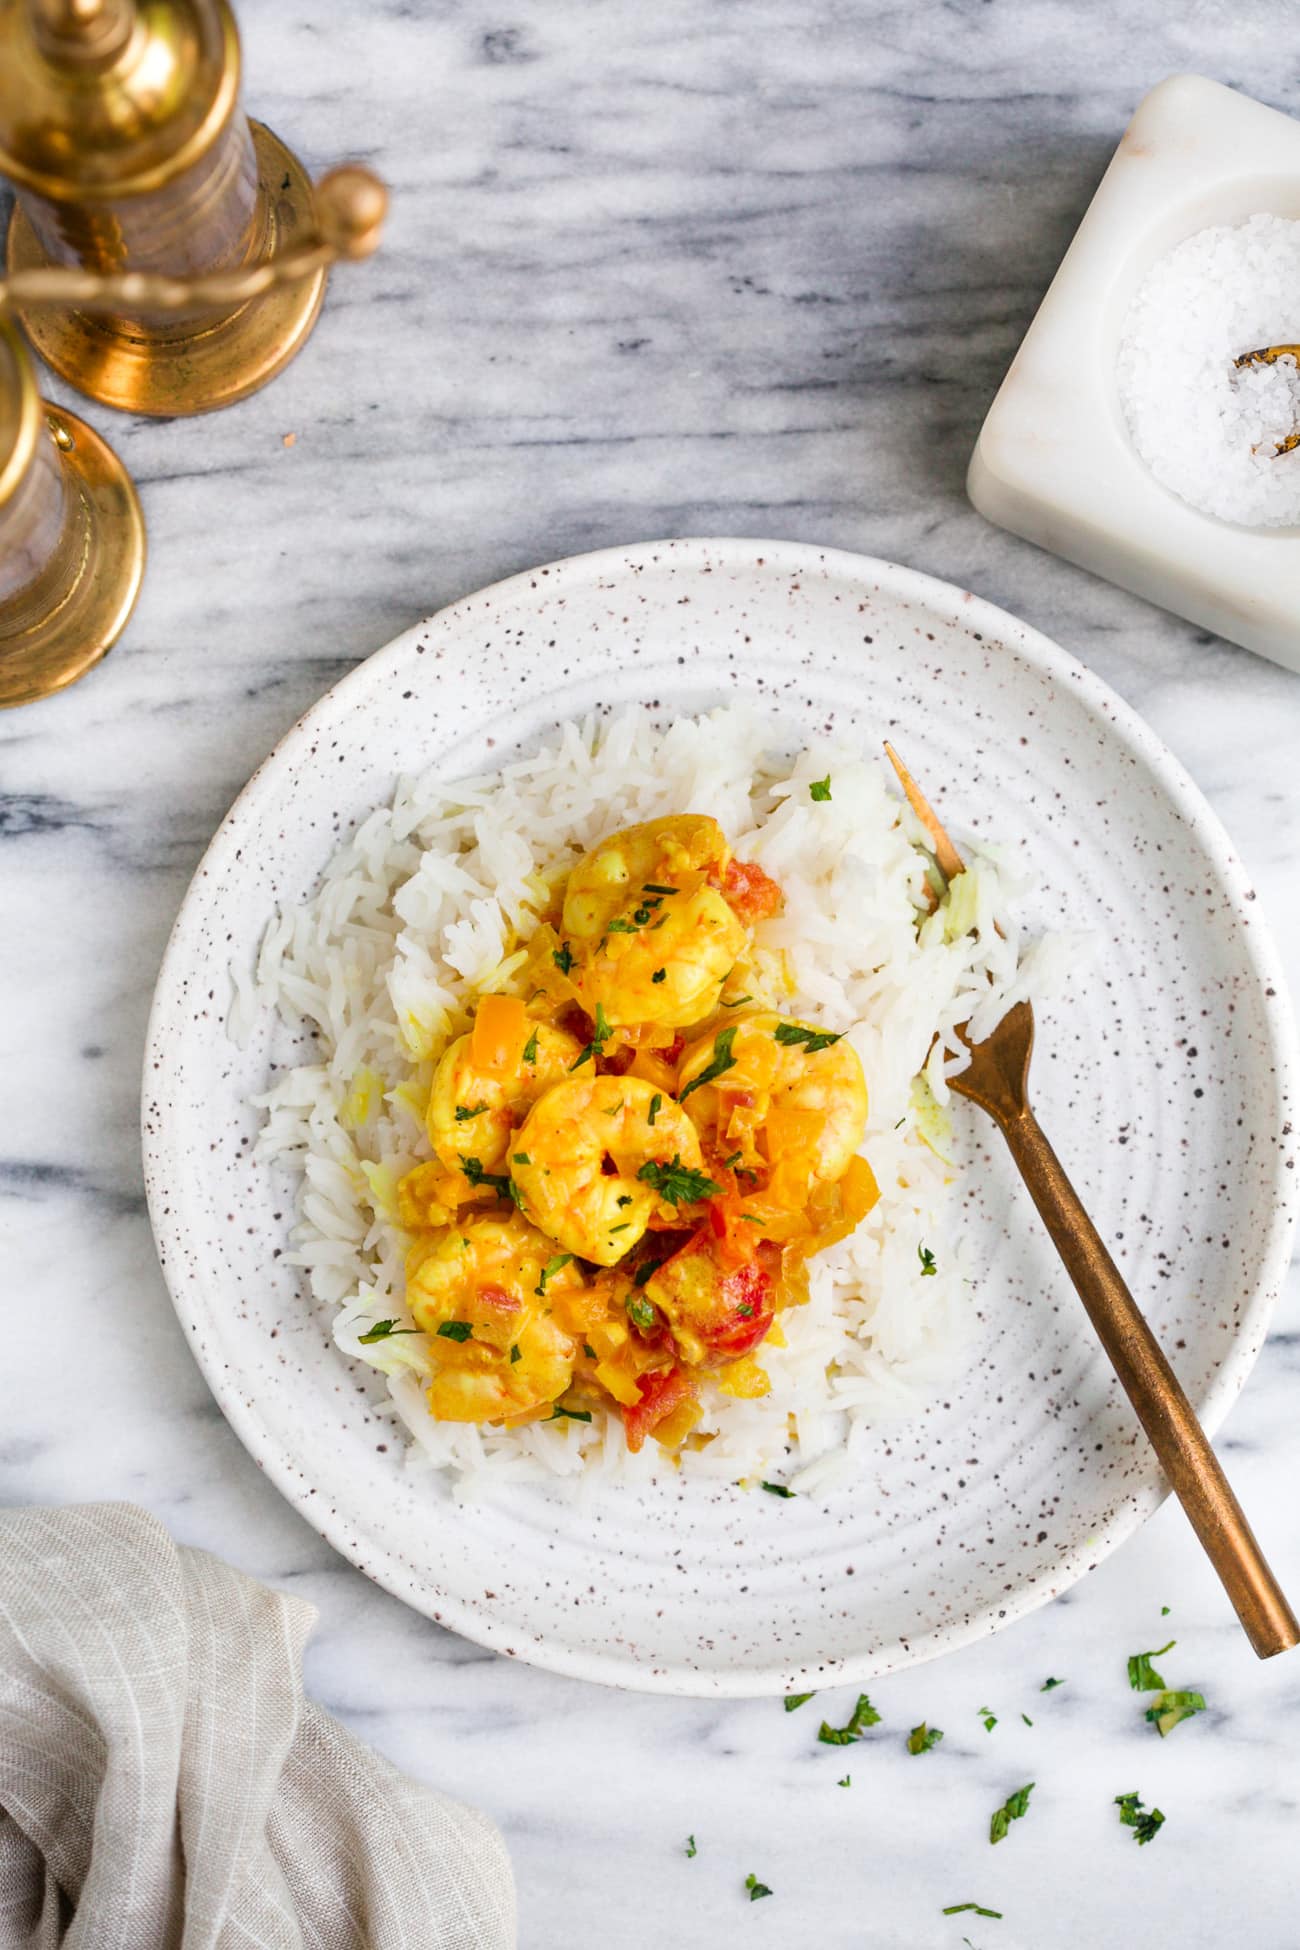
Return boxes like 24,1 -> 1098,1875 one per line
3,3 -> 1299,1943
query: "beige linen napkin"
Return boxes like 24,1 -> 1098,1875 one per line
0,1504 -> 516,1950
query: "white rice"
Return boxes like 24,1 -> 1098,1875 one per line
240,704 -> 1063,1500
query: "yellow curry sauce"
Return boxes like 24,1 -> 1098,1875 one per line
395,814 -> 878,1454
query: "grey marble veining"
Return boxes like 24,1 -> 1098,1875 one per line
2,3 -> 1299,1944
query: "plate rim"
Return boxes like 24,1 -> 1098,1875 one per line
142,535 -> 1300,1695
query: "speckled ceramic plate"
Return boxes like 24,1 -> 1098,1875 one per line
143,539 -> 1297,1696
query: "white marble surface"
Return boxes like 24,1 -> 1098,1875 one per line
3,4 -> 1299,1944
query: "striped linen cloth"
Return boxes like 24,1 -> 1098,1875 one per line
0,1504 -> 515,1949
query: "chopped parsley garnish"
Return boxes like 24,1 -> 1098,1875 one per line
809,775 -> 832,801
626,1293 -> 659,1332
989,1782 -> 1034,1844
648,1092 -> 662,1126
1115,1790 -> 1165,1844
357,1319 -> 421,1344
679,1026 -> 739,1101
582,1342 -> 596,1359
784,1693 -> 815,1712
744,1874 -> 772,1902
609,1222 -> 630,1233
1145,1689 -> 1206,1737
509,1344 -> 521,1363
617,1193 -> 633,1206
652,967 -> 667,983
605,918 -> 639,935
942,1903 -> 1003,1919
723,1149 -> 743,1168
513,1152 -> 531,1165
1040,1677 -> 1065,1691
461,1156 -> 512,1196
837,1775 -> 851,1787
436,1321 -> 474,1343
735,1302 -> 754,1317
552,942 -> 574,975
722,994 -> 754,1007
773,1021 -> 843,1054
632,1258 -> 663,1288
1161,1605 -> 1171,1616
454,1102 -> 490,1122
760,1480 -> 794,1497
522,1029 -> 539,1065
1127,1640 -> 1175,1691
918,1244 -> 937,1277
818,1694 -> 881,1746
636,1155 -> 721,1205
535,1253 -> 574,1297
1021,1713 -> 1033,1727
643,882 -> 677,896
546,1403 -> 592,1423
907,1722 -> 943,1754
684,1835 -> 697,1858
570,1001 -> 612,1070
978,1708 -> 997,1732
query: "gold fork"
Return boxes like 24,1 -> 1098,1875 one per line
1234,343 -> 1300,457
886,744 -> 1298,1659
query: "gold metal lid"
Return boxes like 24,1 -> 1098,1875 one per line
0,315 -> 41,510
0,0 -> 241,201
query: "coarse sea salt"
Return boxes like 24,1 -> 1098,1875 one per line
1117,213 -> 1300,528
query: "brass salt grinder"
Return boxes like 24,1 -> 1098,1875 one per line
0,0 -> 388,708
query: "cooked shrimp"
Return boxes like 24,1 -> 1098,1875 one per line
407,1212 -> 582,1422
559,815 -> 746,1028
426,1010 -> 581,1176
512,1073 -> 716,1265
676,1010 -> 868,1204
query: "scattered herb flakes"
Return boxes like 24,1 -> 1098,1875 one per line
552,942 -> 574,975
818,1694 -> 881,1746
907,1722 -> 944,1754
454,1102 -> 490,1122
679,1026 -> 739,1101
744,1874 -> 773,1903
357,1319 -> 421,1344
512,1152 -> 531,1165
1145,1689 -> 1206,1737
1115,1790 -> 1165,1845
643,882 -> 677,897
1040,1677 -> 1065,1691
1161,1605 -> 1171,1616
632,1258 -> 663,1288
942,1904 -> 1003,1920
626,1292 -> 659,1333
509,1344 -> 521,1364
722,993 -> 754,1008
1128,1641 -> 1175,1692
837,1775 -> 851,1787
647,1092 -> 663,1126
461,1156 -> 512,1196
989,1782 -> 1034,1845
546,1403 -> 593,1424
652,967 -> 667,983
1021,1714 -> 1032,1727
979,1708 -> 997,1732
918,1244 -> 938,1277
773,1021 -> 843,1054
535,1253 -> 574,1297
436,1321 -> 474,1343
684,1834 -> 697,1858
637,1155 -> 721,1205
582,1342 -> 596,1359
521,1029 -> 539,1065
784,1693 -> 815,1712
570,1001 -> 612,1070
809,775 -> 832,802
760,1481 -> 794,1498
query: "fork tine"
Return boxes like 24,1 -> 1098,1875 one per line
882,741 -> 967,881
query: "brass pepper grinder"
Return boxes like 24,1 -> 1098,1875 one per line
0,0 -> 368,414
0,313 -> 144,706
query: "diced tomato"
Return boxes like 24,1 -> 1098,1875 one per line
621,1366 -> 696,1453
720,857 -> 782,925
703,1258 -> 774,1361
646,1229 -> 775,1366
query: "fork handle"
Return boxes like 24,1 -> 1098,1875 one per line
1001,1106 -> 1298,1659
